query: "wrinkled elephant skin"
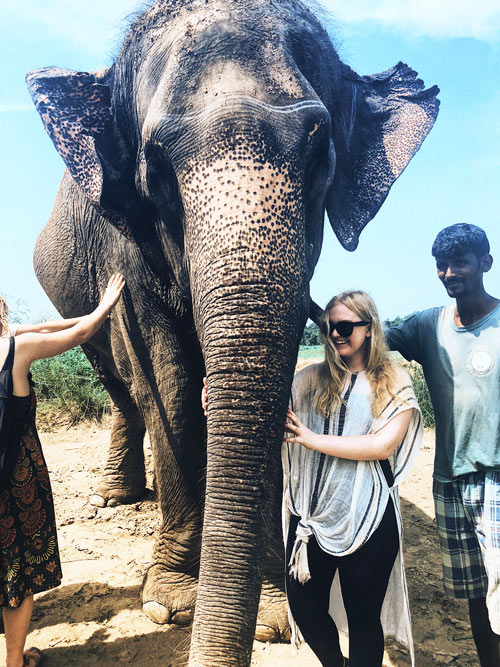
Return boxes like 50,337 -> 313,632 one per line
26,1 -> 439,665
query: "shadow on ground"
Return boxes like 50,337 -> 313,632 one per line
385,498 -> 478,666
30,581 -> 190,666
28,499 -> 479,666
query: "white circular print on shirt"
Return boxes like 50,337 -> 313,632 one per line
467,346 -> 497,377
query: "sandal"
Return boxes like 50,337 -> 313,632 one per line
23,647 -> 44,666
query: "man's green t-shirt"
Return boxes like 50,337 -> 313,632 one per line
387,303 -> 500,481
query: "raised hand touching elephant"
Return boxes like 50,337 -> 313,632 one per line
26,1 -> 439,665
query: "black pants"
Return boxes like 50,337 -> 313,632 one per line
286,499 -> 399,667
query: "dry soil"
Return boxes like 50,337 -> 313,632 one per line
1,418 -> 479,666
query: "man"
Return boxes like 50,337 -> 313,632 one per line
386,223 -> 500,667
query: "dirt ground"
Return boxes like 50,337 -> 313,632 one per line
2,419 -> 480,666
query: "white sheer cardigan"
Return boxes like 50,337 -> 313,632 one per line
282,362 -> 423,665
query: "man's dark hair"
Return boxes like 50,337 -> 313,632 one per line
431,223 -> 490,259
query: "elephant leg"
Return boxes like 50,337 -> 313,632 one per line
140,407 -> 203,627
125,328 -> 205,627
142,440 -> 202,625
90,393 -> 147,508
142,524 -> 200,628
77,345 -> 147,508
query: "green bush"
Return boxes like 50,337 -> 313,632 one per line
31,347 -> 110,424
407,362 -> 435,428
300,322 -> 321,346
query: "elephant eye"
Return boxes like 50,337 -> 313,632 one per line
142,142 -> 183,220
143,143 -> 172,191
144,148 -> 161,191
304,118 -> 331,169
305,136 -> 331,199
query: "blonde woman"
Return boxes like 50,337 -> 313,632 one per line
0,274 -> 124,667
283,291 -> 422,667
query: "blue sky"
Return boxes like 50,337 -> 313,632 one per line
1,1 -> 499,321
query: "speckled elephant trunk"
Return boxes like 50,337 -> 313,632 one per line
174,118 -> 311,664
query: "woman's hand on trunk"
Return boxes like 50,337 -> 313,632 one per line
285,407 -> 413,460
284,409 -> 319,450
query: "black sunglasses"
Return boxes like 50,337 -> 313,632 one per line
328,320 -> 370,337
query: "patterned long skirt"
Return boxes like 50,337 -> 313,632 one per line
0,392 -> 62,608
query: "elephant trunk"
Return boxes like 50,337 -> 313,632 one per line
174,113 -> 315,664
191,288 -> 305,665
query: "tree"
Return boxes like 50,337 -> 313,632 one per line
383,313 -> 416,330
383,315 -> 404,329
300,322 -> 321,346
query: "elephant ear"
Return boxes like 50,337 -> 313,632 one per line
26,67 -> 134,240
328,61 -> 440,251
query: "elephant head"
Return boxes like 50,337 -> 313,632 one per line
27,1 -> 439,664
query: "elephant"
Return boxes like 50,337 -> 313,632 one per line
26,0 -> 439,664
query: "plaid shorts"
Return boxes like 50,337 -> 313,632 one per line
433,471 -> 500,633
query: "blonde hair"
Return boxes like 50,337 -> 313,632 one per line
0,296 -> 9,338
312,290 -> 400,418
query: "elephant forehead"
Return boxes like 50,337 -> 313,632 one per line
131,0 -> 332,122
187,60 -> 311,110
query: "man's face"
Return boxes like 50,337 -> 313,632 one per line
435,251 -> 488,298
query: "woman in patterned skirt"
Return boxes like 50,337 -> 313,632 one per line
0,273 -> 124,667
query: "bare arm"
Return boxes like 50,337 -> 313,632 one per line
14,274 -> 125,366
14,317 -> 84,335
284,408 -> 413,461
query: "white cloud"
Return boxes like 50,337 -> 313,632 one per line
322,0 -> 500,41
